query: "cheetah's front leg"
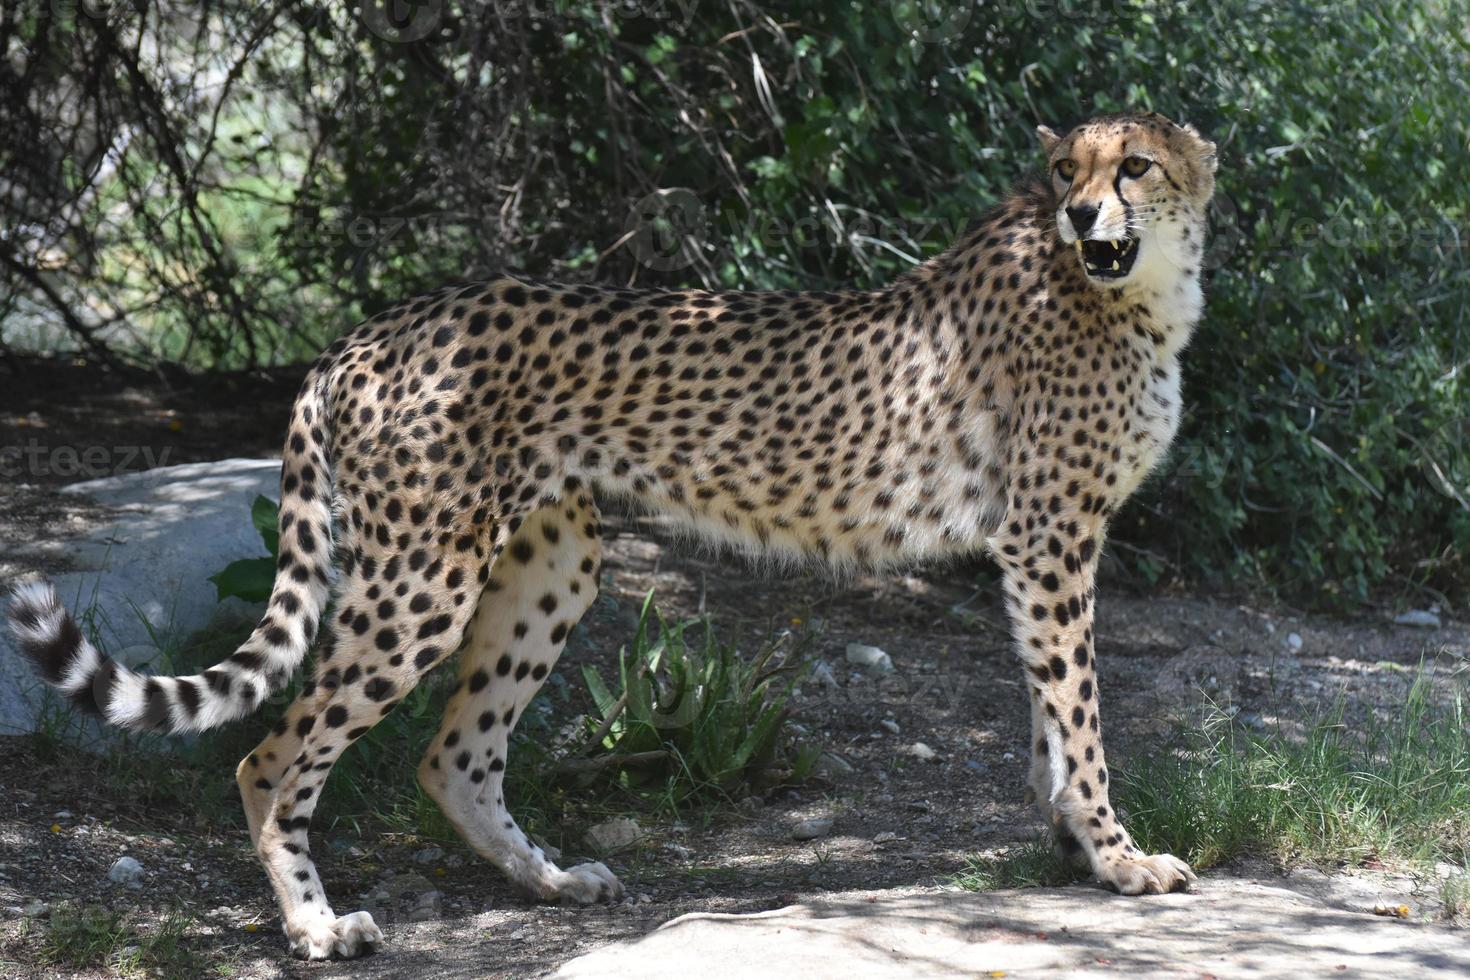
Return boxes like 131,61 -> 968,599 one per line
417,484 -> 624,905
993,518 -> 1194,895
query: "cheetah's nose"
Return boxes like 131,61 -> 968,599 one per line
1066,204 -> 1099,237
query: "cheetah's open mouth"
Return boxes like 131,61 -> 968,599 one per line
1077,237 -> 1139,280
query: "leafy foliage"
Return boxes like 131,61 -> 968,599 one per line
207,495 -> 279,603
5,0 -> 1466,599
952,837 -> 1087,892
573,592 -> 818,804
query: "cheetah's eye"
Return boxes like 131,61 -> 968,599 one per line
1121,156 -> 1152,178
1055,159 -> 1077,181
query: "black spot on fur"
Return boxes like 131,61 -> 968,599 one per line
364,677 -> 396,701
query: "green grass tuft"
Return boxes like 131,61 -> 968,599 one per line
958,661 -> 1470,892
32,904 -> 215,979
1441,865 -> 1470,921
1120,663 -> 1470,871
951,837 -> 1087,891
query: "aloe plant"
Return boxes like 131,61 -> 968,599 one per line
578,592 -> 818,802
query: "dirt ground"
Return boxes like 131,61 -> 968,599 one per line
1,358 -> 1467,977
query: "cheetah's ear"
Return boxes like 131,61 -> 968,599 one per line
1181,123 -> 1218,176
1036,125 -> 1062,155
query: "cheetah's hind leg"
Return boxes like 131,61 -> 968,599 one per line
243,522 -> 491,958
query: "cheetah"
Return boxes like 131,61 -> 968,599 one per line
9,111 -> 1216,959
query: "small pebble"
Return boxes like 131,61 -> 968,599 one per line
811,661 -> 840,688
108,856 -> 144,888
585,817 -> 643,854
791,817 -> 834,841
904,742 -> 938,762
845,643 -> 894,674
1393,609 -> 1441,629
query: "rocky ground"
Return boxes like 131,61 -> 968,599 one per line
1,359 -> 1467,977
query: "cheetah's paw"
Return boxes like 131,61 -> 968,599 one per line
1098,852 -> 1196,895
287,910 -> 384,960
551,861 -> 625,904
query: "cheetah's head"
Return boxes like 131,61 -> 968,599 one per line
1038,112 -> 1216,291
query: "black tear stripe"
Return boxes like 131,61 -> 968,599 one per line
1112,171 -> 1136,232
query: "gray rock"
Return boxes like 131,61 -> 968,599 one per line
814,752 -> 855,779
406,889 -> 444,922
552,879 -> 1470,979
107,855 -> 144,887
903,742 -> 937,762
1,459 -> 281,735
377,873 -> 442,922
791,816 -> 833,841
844,643 -> 893,674
412,847 -> 445,866
811,660 -> 840,689
1394,609 -> 1442,629
585,817 -> 643,854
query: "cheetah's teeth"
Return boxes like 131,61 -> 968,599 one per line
1077,235 -> 1140,279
